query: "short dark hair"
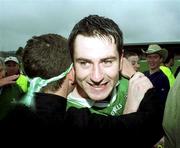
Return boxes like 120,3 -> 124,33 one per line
124,51 -> 139,59
23,33 -> 71,91
68,15 -> 123,61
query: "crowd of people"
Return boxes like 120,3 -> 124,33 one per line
0,14 -> 179,148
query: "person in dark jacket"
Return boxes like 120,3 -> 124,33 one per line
0,58 -> 24,119
143,44 -> 170,102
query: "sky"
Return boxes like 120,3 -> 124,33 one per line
0,0 -> 180,51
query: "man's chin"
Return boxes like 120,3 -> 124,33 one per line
88,94 -> 108,101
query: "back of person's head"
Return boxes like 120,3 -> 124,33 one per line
68,14 -> 123,60
23,33 -> 72,91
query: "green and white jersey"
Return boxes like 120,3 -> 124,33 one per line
67,77 -> 128,116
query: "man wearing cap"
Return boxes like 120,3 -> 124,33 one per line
4,56 -> 20,76
143,44 -> 170,102
0,56 -> 28,119
143,44 -> 170,147
4,56 -> 28,93
0,58 -> 19,87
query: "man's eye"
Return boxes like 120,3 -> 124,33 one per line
79,61 -> 90,68
103,60 -> 113,66
80,61 -> 87,65
131,62 -> 136,65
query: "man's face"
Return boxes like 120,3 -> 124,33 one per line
5,61 -> 19,76
73,35 -> 120,101
127,55 -> 140,72
146,53 -> 162,71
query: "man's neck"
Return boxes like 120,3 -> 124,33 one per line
44,86 -> 68,99
150,68 -> 160,74
71,86 -> 87,99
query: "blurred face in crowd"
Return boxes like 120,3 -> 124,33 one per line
127,55 -> 140,72
5,61 -> 20,76
167,58 -> 174,68
73,35 -> 120,101
0,64 -> 5,79
146,53 -> 162,72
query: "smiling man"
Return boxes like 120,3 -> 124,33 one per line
67,15 -> 149,116
143,44 -> 170,102
124,51 -> 140,72
74,35 -> 119,101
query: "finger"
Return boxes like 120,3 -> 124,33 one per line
6,75 -> 19,81
5,81 -> 16,85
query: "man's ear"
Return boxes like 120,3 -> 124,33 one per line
160,57 -> 163,63
67,67 -> 75,85
119,49 -> 124,71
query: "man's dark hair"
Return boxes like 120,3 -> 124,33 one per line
124,50 -> 139,59
23,33 -> 71,91
68,15 -> 123,61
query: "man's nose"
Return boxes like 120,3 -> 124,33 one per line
90,64 -> 104,83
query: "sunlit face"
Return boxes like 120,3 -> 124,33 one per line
73,35 -> 120,101
146,53 -> 162,71
5,61 -> 20,76
127,55 -> 140,71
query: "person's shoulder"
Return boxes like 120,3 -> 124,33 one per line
3,104 -> 37,120
1,104 -> 40,129
0,83 -> 20,94
35,93 -> 67,105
